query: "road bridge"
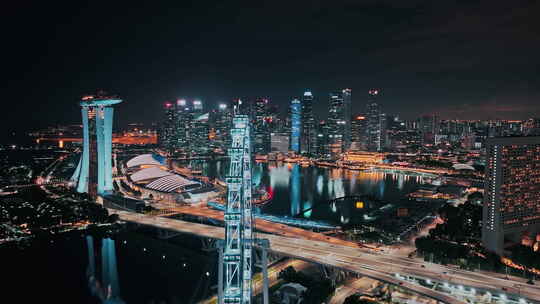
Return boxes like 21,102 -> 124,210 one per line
148,204 -> 360,248
111,210 -> 540,304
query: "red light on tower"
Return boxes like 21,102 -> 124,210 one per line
368,89 -> 379,96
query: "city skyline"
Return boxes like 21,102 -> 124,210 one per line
2,2 -> 540,303
3,0 -> 540,142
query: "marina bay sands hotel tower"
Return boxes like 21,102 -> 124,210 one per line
71,93 -> 122,197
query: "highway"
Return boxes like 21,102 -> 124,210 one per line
112,210 -> 540,304
329,277 -> 378,304
149,203 -> 362,248
200,259 -> 310,304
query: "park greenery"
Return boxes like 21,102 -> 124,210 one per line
277,266 -> 335,304
508,244 -> 540,271
415,199 -> 540,278
414,201 -> 503,271
414,159 -> 453,169
344,295 -> 380,304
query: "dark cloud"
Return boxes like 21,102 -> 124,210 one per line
2,0 -> 540,141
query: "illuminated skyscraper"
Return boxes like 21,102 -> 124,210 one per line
175,99 -> 190,149
342,88 -> 352,151
483,136 -> 540,254
253,98 -> 271,154
327,92 -> 344,156
158,101 -> 176,151
301,91 -> 316,155
315,120 -> 330,158
182,99 -> 208,154
192,99 -> 203,112
71,93 -> 122,197
213,103 -> 233,151
366,89 -> 385,152
191,112 -> 210,153
351,114 -> 367,150
419,114 -> 439,145
290,98 -> 302,153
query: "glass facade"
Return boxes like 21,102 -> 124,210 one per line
301,91 -> 316,155
290,98 -> 302,153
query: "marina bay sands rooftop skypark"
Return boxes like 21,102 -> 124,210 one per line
80,94 -> 122,107
71,92 -> 122,197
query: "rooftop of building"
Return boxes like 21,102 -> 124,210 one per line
80,92 -> 122,106
126,153 -> 165,168
486,136 -> 540,145
127,154 -> 201,193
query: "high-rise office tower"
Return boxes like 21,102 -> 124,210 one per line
290,98 -> 302,153
366,89 -> 385,152
524,118 -> 540,136
328,92 -> 344,156
71,93 -> 122,197
186,100 -> 208,154
190,112 -> 210,154
315,120 -> 330,158
158,99 -> 192,153
419,114 -> 439,145
192,99 -> 203,113
301,91 -> 316,156
342,88 -> 352,151
266,104 -> 281,133
158,102 -> 176,151
213,103 -> 233,152
270,133 -> 290,153
483,136 -> 540,254
175,99 -> 191,150
351,114 -> 367,151
231,98 -> 247,115
253,98 -> 271,154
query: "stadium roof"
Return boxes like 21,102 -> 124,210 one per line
452,163 -> 475,170
145,174 -> 199,192
130,167 -> 172,182
127,154 -> 164,168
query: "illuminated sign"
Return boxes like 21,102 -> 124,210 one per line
355,201 -> 364,209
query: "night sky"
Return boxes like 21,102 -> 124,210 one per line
3,0 -> 540,141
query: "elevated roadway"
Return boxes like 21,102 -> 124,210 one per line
149,204 -> 361,248
112,210 -> 540,304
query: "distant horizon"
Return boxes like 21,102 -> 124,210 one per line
4,1 -> 539,139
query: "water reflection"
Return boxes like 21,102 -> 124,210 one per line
316,175 -> 323,195
87,236 -> 124,303
182,160 -> 426,225
290,165 -> 301,216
